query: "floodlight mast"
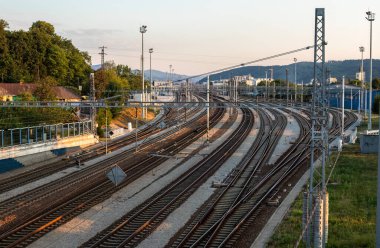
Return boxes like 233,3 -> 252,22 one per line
140,25 -> 147,119
366,11 -> 375,130
359,46 -> 365,116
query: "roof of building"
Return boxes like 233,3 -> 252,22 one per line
0,83 -> 80,100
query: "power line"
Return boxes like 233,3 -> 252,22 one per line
174,45 -> 314,82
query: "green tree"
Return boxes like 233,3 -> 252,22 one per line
374,95 -> 380,114
0,19 -> 10,82
18,91 -> 34,101
349,79 -> 361,86
373,78 -> 380,90
96,108 -> 112,136
34,76 -> 57,100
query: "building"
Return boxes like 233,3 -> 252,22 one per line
356,71 -> 366,81
327,77 -> 337,84
0,83 -> 81,102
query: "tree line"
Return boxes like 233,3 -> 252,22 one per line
0,19 -> 149,129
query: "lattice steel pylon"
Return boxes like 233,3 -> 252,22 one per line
306,8 -> 328,248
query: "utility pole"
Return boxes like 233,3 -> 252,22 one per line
99,46 -> 107,69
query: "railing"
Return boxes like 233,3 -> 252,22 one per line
0,120 -> 93,148
364,130 -> 379,135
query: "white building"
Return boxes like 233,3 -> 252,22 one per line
327,77 -> 338,84
356,71 -> 366,81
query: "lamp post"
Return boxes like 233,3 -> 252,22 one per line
265,70 -> 268,100
169,64 -> 172,82
269,68 -> 274,101
294,58 -> 297,103
140,25 -> 147,120
359,46 -> 365,116
149,48 -> 153,107
286,68 -> 289,105
149,48 -> 153,85
366,11 -> 375,130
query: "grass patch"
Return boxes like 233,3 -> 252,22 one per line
268,120 -> 377,247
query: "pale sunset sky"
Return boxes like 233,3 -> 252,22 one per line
1,0 -> 379,76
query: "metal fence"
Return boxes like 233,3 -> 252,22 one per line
1,120 -> 93,148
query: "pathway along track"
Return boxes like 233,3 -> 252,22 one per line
80,107 -> 255,248
0,102 -> 202,194
0,101 -> 222,247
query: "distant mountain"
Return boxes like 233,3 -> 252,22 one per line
198,59 -> 380,84
91,65 -> 189,82
143,69 -> 188,82
91,64 -> 102,71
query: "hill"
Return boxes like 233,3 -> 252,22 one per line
92,65 -> 189,83
198,59 -> 380,84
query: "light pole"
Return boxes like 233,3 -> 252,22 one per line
286,68 -> 289,105
140,25 -> 147,120
149,48 -> 153,106
169,64 -> 172,82
342,76 -> 345,139
294,58 -> 297,103
265,70 -> 268,100
366,11 -> 375,130
269,68 -> 274,101
359,46 -> 365,116
149,48 -> 153,85
105,108 -> 108,154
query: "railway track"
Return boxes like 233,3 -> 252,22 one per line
167,107 -> 290,247
168,104 -> 358,247
0,100 -> 224,247
80,107 -> 255,248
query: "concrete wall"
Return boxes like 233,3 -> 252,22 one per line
360,134 -> 378,154
0,134 -> 98,160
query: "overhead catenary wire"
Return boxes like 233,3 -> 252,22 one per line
173,45 -> 314,82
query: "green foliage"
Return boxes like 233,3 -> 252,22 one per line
17,91 -> 34,101
257,80 -> 268,86
0,107 -> 77,129
373,78 -> 380,90
34,76 -> 57,101
268,140 -> 377,247
96,108 -> 112,129
349,79 -> 362,86
373,95 -> 380,114
0,19 -> 91,88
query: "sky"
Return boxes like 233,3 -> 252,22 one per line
1,0 -> 380,76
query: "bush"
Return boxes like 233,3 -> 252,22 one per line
373,95 -> 380,114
